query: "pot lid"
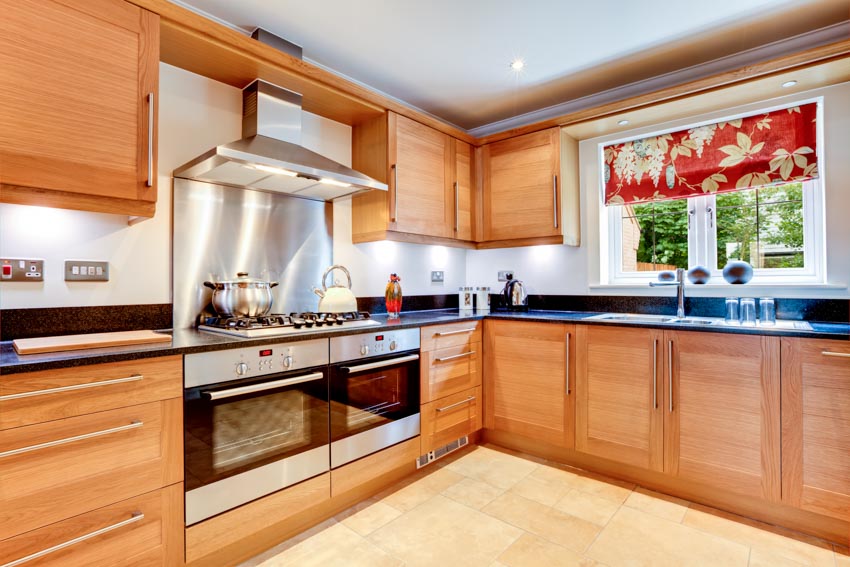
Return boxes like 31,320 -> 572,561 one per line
209,272 -> 273,286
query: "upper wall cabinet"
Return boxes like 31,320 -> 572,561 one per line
352,112 -> 475,247
0,0 -> 159,218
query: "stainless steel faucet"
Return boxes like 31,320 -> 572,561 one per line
649,268 -> 686,318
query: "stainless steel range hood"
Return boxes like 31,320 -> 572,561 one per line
173,60 -> 386,200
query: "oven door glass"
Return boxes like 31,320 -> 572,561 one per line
184,368 -> 329,491
330,352 -> 419,442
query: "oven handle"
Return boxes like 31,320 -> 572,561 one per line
203,372 -> 324,401
340,354 -> 420,374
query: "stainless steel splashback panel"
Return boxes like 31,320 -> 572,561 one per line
172,178 -> 332,329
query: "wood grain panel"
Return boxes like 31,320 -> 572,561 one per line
484,320 -> 574,448
420,386 -> 482,454
420,321 -> 481,352
782,338 -> 850,521
331,437 -> 420,496
0,399 -> 182,540
575,325 -> 663,470
420,342 -> 482,404
0,356 -> 182,430
453,139 -> 474,241
0,484 -> 183,567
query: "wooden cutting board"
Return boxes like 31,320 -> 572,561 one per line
13,330 -> 172,355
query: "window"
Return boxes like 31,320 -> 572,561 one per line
607,179 -> 823,285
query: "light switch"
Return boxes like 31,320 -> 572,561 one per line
65,260 -> 109,281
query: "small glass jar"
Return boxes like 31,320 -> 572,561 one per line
458,286 -> 474,313
475,287 -> 491,313
385,274 -> 402,320
740,297 -> 757,326
759,297 -> 776,326
724,297 -> 740,325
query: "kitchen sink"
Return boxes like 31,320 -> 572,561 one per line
584,313 -> 676,323
584,313 -> 813,331
669,318 -> 716,326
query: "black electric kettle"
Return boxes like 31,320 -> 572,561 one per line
501,273 -> 528,311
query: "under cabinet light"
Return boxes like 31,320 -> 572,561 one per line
247,164 -> 298,176
319,178 -> 351,187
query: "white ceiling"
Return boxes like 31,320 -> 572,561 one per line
174,0 -> 847,131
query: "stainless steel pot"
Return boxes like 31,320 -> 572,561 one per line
203,272 -> 279,317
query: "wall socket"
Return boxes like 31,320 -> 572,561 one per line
65,260 -> 109,281
1,258 -> 44,282
497,270 -> 514,282
431,271 -> 445,283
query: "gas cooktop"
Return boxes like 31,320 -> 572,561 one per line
198,311 -> 381,338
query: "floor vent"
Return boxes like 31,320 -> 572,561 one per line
415,436 -> 468,469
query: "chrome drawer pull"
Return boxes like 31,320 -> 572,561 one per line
553,174 -> 559,229
203,372 -> 324,400
822,351 -> 850,358
668,340 -> 674,413
0,374 -> 143,402
341,354 -> 420,374
436,396 -> 475,412
454,181 -> 459,233
565,332 -> 570,395
652,339 -> 658,409
434,328 -> 477,337
1,512 -> 144,567
391,163 -> 398,222
0,421 -> 143,459
434,350 -> 475,363
147,92 -> 154,187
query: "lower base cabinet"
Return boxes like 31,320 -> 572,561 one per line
420,386 -> 482,454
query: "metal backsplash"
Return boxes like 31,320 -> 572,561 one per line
172,178 -> 332,329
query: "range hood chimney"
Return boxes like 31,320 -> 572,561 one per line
173,30 -> 387,200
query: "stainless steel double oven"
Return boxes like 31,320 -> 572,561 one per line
183,328 -> 421,525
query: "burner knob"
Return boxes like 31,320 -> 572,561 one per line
283,355 -> 294,369
235,362 -> 249,376
360,345 -> 370,356
389,340 -> 398,351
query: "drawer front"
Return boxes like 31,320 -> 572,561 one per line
0,399 -> 182,540
420,342 -> 482,403
420,322 -> 481,352
421,386 -> 482,454
0,356 -> 182,430
0,484 -> 183,567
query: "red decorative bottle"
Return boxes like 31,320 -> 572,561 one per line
385,273 -> 402,319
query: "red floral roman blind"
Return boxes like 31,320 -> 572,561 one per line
603,102 -> 819,205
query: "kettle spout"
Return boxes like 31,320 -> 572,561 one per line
312,286 -> 325,298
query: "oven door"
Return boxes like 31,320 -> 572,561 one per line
330,351 -> 420,468
184,367 -> 329,525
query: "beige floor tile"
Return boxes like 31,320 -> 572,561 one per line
553,488 -> 621,526
587,506 -> 749,567
378,465 -> 465,512
623,487 -> 689,523
568,472 -> 634,504
749,547 -> 810,567
482,491 -> 601,553
498,532 -> 601,567
258,521 -> 401,567
369,495 -> 522,567
442,446 -> 538,489
336,497 -> 403,536
509,465 -> 578,506
835,546 -> 850,567
442,476 -> 506,509
683,505 -> 835,567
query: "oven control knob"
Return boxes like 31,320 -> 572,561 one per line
236,362 -> 249,376
389,340 -> 398,351
360,345 -> 370,356
283,355 -> 294,369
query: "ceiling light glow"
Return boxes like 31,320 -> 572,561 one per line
509,58 -> 525,72
781,80 -> 798,88
617,119 -> 630,126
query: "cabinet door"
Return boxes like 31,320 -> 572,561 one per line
782,338 -> 850,520
484,320 -> 574,448
421,386 -> 482,454
390,113 -> 451,237
575,325 -> 663,471
664,331 -> 780,501
482,128 -> 560,242
452,139 -> 474,241
0,0 -> 158,214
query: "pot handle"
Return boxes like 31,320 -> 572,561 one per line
322,265 -> 353,291
203,281 -> 216,290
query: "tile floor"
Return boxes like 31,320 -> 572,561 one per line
241,445 -> 849,567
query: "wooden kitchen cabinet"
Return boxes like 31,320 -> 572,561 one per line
420,386 -> 482,454
480,128 -> 561,244
484,319 -> 574,448
781,338 -> 850,521
352,112 -> 475,246
575,325 -> 663,470
0,0 -> 159,218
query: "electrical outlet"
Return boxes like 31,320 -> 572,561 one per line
431,271 -> 444,283
498,270 -> 513,282
0,258 -> 44,282
65,260 -> 109,282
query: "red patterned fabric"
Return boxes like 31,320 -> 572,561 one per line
603,103 -> 818,205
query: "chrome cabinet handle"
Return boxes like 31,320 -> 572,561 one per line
0,421 -> 143,459
454,181 -> 459,233
435,350 -> 475,363
147,92 -> 154,187
391,163 -> 398,222
652,339 -> 658,409
434,328 -> 477,337
203,372 -> 324,401
668,340 -> 674,412
706,206 -> 714,229
342,354 -> 419,374
436,396 -> 475,412
822,351 -> 850,358
0,374 -> 142,402
0,513 -> 144,567
565,332 -> 571,395
552,175 -> 559,229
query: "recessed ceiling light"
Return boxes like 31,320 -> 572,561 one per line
781,80 -> 798,88
509,58 -> 525,72
617,119 -> 630,126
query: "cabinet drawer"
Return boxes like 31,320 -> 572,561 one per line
420,342 -> 481,403
0,399 -> 182,540
421,386 -> 482,454
0,356 -> 182,430
420,322 -> 481,352
0,484 -> 183,567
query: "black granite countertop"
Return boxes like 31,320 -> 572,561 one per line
2,309 -> 847,375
